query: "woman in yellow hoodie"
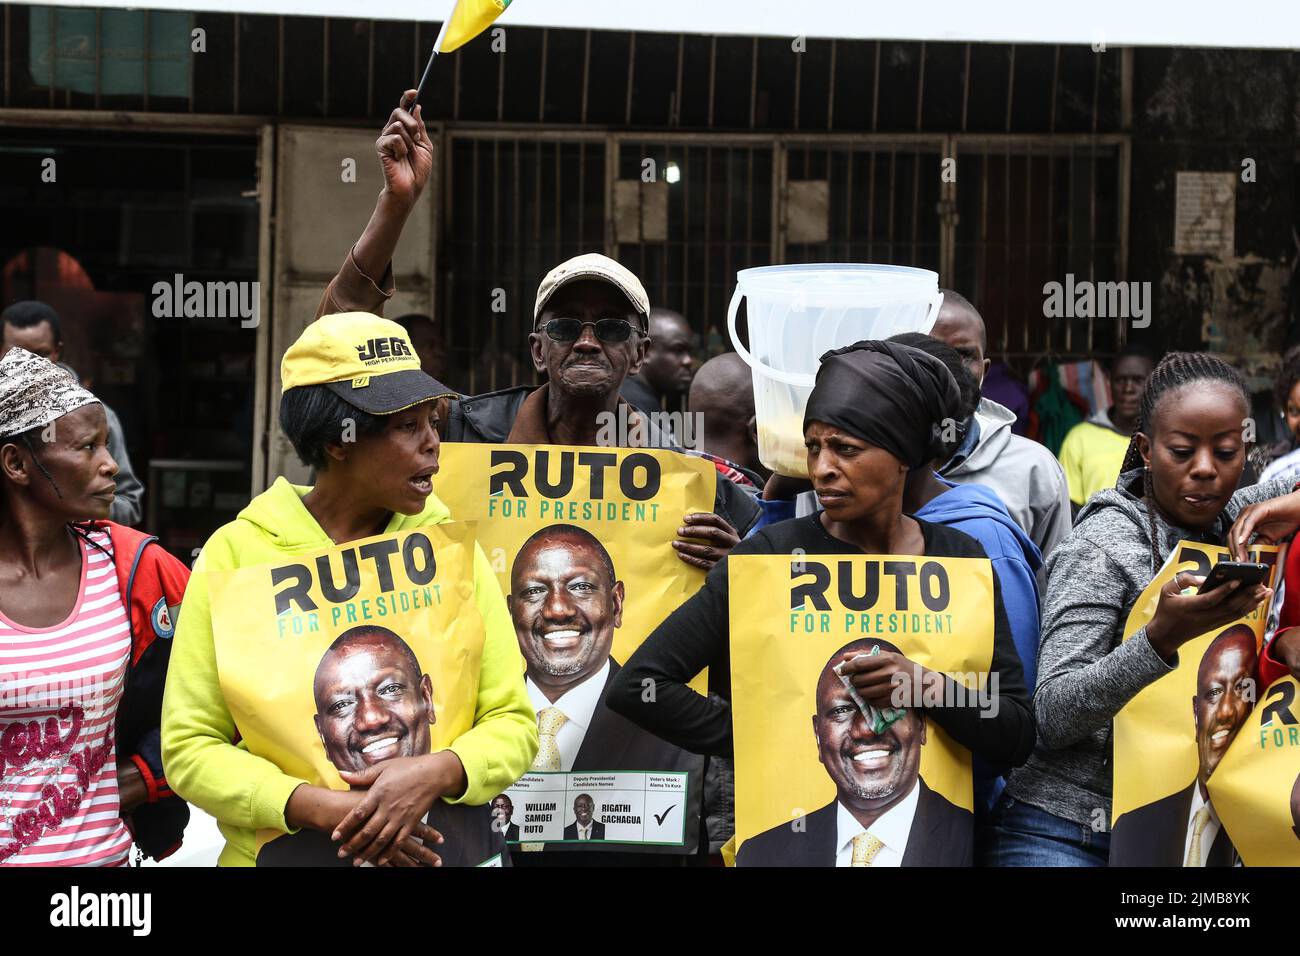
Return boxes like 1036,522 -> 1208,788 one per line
161,93 -> 537,867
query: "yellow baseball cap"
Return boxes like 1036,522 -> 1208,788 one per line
280,312 -> 455,414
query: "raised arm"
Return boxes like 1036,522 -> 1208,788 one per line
315,89 -> 435,320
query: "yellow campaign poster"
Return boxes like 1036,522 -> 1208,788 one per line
1110,541 -> 1279,867
433,443 -> 712,853
1208,674 -> 1300,865
209,523 -> 504,866
729,553 -> 995,867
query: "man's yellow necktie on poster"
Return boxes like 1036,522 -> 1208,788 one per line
851,833 -> 885,867
532,706 -> 568,772
1185,804 -> 1213,867
518,706 -> 567,853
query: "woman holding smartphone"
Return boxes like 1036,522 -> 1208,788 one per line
990,352 -> 1300,866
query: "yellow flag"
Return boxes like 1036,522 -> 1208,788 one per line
437,0 -> 512,54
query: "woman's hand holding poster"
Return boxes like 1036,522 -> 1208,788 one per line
209,523 -> 503,866
433,443 -> 713,854
1110,542 -> 1280,867
728,554 -> 995,867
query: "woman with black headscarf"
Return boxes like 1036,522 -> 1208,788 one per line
607,340 -> 1034,862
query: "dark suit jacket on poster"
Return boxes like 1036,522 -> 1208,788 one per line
513,659 -> 705,862
504,823 -> 520,842
571,661 -> 701,774
734,781 -> 973,867
1110,783 -> 1236,867
257,800 -> 507,867
562,819 -> 607,841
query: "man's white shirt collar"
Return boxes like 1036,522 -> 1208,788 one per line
834,780 -> 920,867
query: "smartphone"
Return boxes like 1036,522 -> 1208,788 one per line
1197,560 -> 1271,595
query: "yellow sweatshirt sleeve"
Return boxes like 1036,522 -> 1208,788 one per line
161,541 -> 306,838
1058,426 -> 1086,506
443,542 -> 539,805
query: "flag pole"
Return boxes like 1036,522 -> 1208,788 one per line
414,17 -> 452,105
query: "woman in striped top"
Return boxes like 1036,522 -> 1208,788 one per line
0,346 -> 185,865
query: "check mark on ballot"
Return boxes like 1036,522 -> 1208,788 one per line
653,805 -> 676,826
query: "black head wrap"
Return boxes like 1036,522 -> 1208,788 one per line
803,340 -> 963,468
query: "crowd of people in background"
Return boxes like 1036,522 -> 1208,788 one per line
5,92 -> 1300,869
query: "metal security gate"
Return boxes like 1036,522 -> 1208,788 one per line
440,131 -> 606,395
611,135 -> 776,354
780,136 -> 949,271
951,134 -> 1130,359
436,129 -> 1127,386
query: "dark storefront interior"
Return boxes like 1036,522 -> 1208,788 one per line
1,4 -> 1296,557
0,129 -> 258,555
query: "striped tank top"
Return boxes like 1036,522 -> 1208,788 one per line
0,530 -> 133,866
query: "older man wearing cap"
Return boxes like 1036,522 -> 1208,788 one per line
307,93 -> 757,563
453,258 -> 760,567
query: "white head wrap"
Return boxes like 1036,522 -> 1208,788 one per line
0,347 -> 99,440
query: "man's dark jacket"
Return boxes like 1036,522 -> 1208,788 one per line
530,659 -> 704,855
1109,783 -> 1236,867
258,803 -> 507,867
443,385 -> 761,535
734,781 -> 972,867
563,819 -> 607,841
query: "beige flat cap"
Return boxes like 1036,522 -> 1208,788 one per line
533,253 -> 650,329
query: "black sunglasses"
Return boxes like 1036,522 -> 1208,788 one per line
538,317 -> 641,343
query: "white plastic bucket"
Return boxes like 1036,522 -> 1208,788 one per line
727,263 -> 944,478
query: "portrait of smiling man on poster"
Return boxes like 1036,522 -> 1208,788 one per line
500,522 -> 702,856
737,638 -> 972,867
313,625 -> 436,772
508,523 -> 688,773
1111,623 -> 1257,866
256,625 -> 503,867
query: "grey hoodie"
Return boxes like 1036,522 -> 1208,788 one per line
1006,469 -> 1293,827
940,397 -> 1073,560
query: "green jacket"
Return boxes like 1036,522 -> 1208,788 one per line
161,477 -> 538,866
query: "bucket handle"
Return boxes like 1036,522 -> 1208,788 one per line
922,289 -> 946,333
727,287 -> 818,387
727,285 -> 947,385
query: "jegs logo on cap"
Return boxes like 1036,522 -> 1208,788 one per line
356,336 -> 415,365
